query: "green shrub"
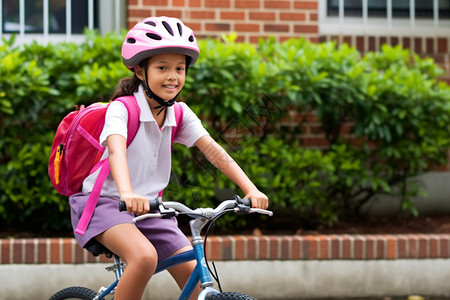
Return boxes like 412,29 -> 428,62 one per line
1,32 -> 449,233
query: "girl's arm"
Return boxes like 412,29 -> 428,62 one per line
107,134 -> 149,215
194,135 -> 268,209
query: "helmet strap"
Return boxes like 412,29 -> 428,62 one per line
140,61 -> 179,116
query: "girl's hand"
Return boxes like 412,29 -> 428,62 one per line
244,190 -> 269,210
120,191 -> 150,216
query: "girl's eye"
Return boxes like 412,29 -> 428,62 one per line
158,66 -> 166,70
177,67 -> 185,72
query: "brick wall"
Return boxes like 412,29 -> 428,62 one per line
2,234 -> 450,264
127,0 -> 319,43
126,0 -> 450,84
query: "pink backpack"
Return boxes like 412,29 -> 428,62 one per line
49,96 -> 183,235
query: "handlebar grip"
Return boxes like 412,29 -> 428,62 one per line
119,198 -> 163,212
241,198 -> 252,207
234,195 -> 252,207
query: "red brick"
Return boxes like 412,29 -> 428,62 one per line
236,0 -> 261,9
264,24 -> 290,32
265,0 -> 290,9
25,239 -> 35,264
233,236 -> 246,260
440,235 -> 450,258
208,237 -> 222,260
128,9 -> 152,19
259,237 -> 269,259
247,237 -> 258,260
426,37 -> 435,53
408,235 -> 419,258
191,10 -> 216,19
418,235 -> 428,258
294,24 -> 319,34
74,243 -> 85,264
353,236 -> 364,259
397,236 -> 408,258
1,239 -> 11,264
37,239 -> 48,263
368,36 -> 376,51
143,0 -> 168,5
221,236 -> 233,260
319,236 -> 330,259
366,236 -> 375,259
386,235 -> 397,259
280,236 -> 291,260
309,12 -> 318,21
280,12 -> 306,21
13,239 -> 23,263
155,10 -> 183,18
189,0 -> 202,7
294,0 -> 318,10
173,0 -> 185,6
291,237 -> 302,259
235,23 -> 260,32
205,23 -> 231,32
62,239 -> 73,264
220,12 -> 246,20
414,37 -> 423,53
205,0 -> 231,8
429,236 -> 439,258
438,37 -> 448,53
376,236 -> 386,259
249,12 -> 277,21
330,235 -> 341,259
50,239 -> 60,264
269,236 -> 280,259
342,235 -> 352,259
356,36 -> 365,51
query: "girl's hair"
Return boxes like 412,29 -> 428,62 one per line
110,74 -> 141,100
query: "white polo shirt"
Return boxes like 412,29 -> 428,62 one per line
81,85 -> 209,199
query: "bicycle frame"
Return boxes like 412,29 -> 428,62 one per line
94,218 -> 220,300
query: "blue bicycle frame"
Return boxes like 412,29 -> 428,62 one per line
94,221 -> 218,300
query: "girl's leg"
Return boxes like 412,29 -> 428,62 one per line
96,223 -> 158,300
168,245 -> 202,300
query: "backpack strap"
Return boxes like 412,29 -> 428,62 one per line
75,96 -> 141,235
158,102 -> 184,199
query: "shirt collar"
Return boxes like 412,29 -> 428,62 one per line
134,85 -> 176,128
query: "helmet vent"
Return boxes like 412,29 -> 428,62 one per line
146,33 -> 162,40
127,38 -> 136,44
162,21 -> 174,36
189,35 -> 195,42
177,23 -> 183,36
145,21 -> 156,26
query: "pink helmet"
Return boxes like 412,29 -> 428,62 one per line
122,16 -> 200,69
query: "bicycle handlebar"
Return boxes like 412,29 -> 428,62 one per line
118,195 -> 272,223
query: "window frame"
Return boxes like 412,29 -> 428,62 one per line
319,0 -> 450,37
0,0 -> 126,44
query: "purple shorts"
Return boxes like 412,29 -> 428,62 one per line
69,193 -> 191,261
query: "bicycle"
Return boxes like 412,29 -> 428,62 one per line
49,195 -> 273,300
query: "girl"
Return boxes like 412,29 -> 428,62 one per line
69,16 -> 268,300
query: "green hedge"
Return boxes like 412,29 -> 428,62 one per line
1,31 -> 449,233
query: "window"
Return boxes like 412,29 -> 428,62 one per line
1,0 -> 126,43
327,0 -> 450,19
319,0 -> 450,36
2,0 -> 97,34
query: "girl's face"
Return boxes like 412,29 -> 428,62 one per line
138,53 -> 187,102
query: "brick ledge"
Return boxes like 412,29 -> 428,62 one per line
1,234 -> 450,264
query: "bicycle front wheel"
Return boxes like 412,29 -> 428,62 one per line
207,292 -> 256,300
49,286 -> 97,300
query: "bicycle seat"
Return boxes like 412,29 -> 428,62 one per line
84,239 -> 115,258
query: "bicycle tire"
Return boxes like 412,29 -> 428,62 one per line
49,286 -> 98,300
207,292 -> 256,300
